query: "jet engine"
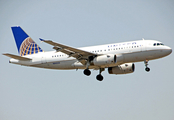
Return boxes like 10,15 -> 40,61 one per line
92,54 -> 116,66
108,63 -> 135,74
92,54 -> 124,66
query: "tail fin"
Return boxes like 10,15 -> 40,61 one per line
11,26 -> 43,56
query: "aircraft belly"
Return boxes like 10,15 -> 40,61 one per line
144,50 -> 166,60
72,61 -> 85,69
48,60 -> 76,69
123,52 -> 145,63
123,50 -> 164,63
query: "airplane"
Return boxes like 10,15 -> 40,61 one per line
3,26 -> 172,81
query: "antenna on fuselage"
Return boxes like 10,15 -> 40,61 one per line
142,38 -> 145,40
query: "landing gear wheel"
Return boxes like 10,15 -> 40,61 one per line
144,60 -> 150,72
84,69 -> 91,76
145,67 -> 150,72
96,74 -> 103,81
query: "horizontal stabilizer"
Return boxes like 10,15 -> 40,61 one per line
3,53 -> 32,61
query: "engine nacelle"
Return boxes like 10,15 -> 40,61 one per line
108,63 -> 135,74
92,54 -> 116,66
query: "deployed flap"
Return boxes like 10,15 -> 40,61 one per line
40,38 -> 96,60
3,53 -> 32,61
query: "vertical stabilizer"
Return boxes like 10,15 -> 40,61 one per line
11,26 -> 43,56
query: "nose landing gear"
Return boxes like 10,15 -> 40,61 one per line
145,67 -> 150,72
144,60 -> 150,72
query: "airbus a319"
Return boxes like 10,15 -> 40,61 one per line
3,26 -> 172,81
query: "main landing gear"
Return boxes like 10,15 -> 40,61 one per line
83,69 -> 91,76
83,68 -> 105,81
83,58 -> 105,81
84,61 -> 91,76
144,60 -> 150,72
96,68 -> 105,81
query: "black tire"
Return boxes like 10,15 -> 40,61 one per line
145,67 -> 150,72
83,69 -> 91,76
96,74 -> 103,81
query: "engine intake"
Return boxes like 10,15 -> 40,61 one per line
108,63 -> 135,74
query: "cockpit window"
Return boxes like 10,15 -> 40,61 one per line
154,43 -> 164,46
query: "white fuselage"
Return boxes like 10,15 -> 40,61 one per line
9,40 -> 172,70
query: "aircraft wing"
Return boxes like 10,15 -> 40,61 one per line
40,39 -> 96,60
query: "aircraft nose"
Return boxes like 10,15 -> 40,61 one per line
165,46 -> 172,55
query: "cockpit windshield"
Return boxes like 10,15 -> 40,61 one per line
153,43 -> 164,46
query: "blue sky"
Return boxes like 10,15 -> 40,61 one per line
0,0 -> 174,120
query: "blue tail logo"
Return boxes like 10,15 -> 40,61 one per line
11,26 -> 43,56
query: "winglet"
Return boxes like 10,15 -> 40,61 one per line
39,38 -> 45,41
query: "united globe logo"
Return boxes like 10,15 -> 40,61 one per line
19,37 -> 43,56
